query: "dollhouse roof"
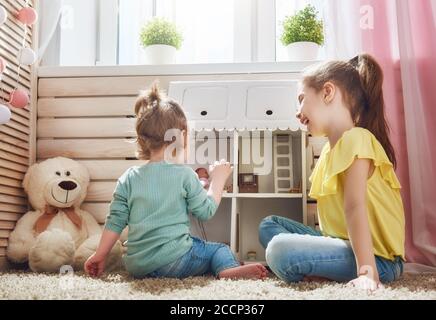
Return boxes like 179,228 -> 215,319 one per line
169,80 -> 304,132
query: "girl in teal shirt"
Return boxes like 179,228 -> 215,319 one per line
85,83 -> 267,279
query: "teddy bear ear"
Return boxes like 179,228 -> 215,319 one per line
22,162 -> 39,193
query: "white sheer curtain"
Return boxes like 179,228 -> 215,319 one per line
37,0 -> 63,66
169,0 -> 234,64
37,0 -> 99,66
396,0 -> 436,273
118,0 -> 153,65
323,0 -> 362,59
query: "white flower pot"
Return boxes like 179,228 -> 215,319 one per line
143,44 -> 177,65
286,42 -> 320,61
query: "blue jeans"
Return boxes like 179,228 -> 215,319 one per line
258,215 -> 403,283
147,237 -> 240,278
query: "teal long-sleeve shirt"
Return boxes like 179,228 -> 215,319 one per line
104,161 -> 218,277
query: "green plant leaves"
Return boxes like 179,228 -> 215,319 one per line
281,5 -> 324,46
140,18 -> 183,50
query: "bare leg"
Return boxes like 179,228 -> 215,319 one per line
218,263 -> 268,280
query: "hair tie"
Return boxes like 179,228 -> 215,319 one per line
143,99 -> 158,111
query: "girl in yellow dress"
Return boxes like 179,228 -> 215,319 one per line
259,54 -> 405,291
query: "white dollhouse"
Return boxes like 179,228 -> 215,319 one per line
169,80 -> 315,264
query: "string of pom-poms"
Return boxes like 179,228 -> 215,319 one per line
0,0 -> 38,125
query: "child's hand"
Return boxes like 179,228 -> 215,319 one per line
209,159 -> 233,183
84,252 -> 106,278
348,275 -> 384,292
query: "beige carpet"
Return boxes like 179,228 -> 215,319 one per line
0,271 -> 435,300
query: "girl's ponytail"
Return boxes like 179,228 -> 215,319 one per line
134,81 -> 162,117
351,54 -> 397,168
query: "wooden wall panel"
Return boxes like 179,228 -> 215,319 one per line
0,0 -> 37,270
0,0 -> 36,269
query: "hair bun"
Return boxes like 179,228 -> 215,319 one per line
146,82 -> 161,106
134,81 -> 163,117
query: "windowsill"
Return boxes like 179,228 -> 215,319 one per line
37,61 -> 321,78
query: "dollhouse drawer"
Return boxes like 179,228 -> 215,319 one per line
245,85 -> 297,120
181,86 -> 229,120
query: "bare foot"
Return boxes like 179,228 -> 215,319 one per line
218,263 -> 268,280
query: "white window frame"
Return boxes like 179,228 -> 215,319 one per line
62,0 -> 279,65
254,0 -> 277,62
96,0 -> 119,65
233,0 -> 276,63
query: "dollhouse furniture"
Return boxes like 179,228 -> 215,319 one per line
195,167 -> 210,189
238,173 -> 258,193
0,55 -> 324,268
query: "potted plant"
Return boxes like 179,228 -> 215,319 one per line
140,17 -> 183,64
280,5 -> 324,61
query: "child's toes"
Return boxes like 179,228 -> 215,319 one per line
259,265 -> 267,272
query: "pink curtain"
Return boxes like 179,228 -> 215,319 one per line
396,0 -> 436,267
325,0 -> 436,269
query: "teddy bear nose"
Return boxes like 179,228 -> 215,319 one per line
58,181 -> 77,191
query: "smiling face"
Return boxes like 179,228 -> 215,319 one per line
23,157 -> 90,211
296,83 -> 332,137
44,170 -> 83,208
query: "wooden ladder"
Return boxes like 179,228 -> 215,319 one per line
273,134 -> 293,193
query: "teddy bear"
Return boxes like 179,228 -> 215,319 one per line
6,157 -> 123,273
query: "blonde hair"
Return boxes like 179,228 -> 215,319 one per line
134,82 -> 187,160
